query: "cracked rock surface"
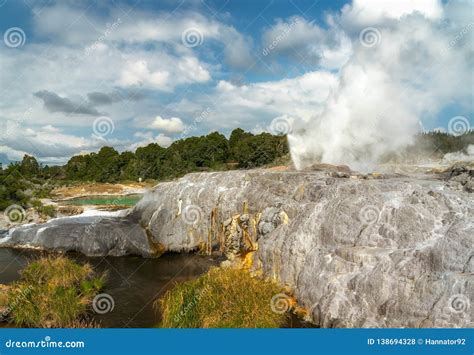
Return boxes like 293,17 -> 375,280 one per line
131,166 -> 474,327
1,165 -> 472,327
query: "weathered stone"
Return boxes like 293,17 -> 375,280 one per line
0,214 -> 153,257
0,165 -> 472,327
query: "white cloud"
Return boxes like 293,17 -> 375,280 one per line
131,131 -> 174,150
213,70 -> 338,122
262,16 -> 324,53
32,4 -> 254,69
261,16 -> 353,70
0,0 -> 470,168
118,61 -> 170,89
341,0 -> 443,27
166,70 -> 338,135
289,0 -> 473,171
118,56 -> 210,91
156,134 -> 173,148
151,116 -> 185,133
0,122 -> 121,163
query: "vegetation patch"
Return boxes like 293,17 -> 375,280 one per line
6,256 -> 104,328
158,267 -> 288,328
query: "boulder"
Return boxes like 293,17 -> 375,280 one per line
1,166 -> 472,327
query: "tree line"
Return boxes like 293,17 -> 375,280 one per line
0,129 -> 472,211
1,129 -> 289,184
63,129 -> 289,182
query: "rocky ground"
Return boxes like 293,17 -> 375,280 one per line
0,163 -> 472,328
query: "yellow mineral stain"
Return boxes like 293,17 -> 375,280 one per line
279,211 -> 289,225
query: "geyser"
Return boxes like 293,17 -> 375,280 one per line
288,0 -> 473,171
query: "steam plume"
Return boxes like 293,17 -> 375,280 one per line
288,1 -> 473,171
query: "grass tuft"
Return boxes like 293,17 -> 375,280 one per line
157,267 -> 287,328
7,256 -> 104,328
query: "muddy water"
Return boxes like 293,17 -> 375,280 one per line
0,249 -> 313,328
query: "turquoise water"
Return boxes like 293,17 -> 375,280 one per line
62,194 -> 142,206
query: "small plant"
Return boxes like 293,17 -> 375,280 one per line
35,204 -> 57,218
7,256 -> 104,328
157,267 -> 288,328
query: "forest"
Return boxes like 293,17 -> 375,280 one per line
0,129 -> 472,211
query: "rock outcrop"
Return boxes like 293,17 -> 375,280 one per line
0,164 -> 472,327
0,212 -> 156,257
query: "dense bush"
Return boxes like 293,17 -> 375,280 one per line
0,155 -> 57,212
62,130 -> 289,182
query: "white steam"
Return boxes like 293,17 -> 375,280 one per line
443,144 -> 474,164
289,0 -> 473,171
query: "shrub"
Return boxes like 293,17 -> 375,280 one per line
158,267 -> 287,328
34,204 -> 57,218
7,256 -> 104,327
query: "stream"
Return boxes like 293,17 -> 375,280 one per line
0,248 -> 312,328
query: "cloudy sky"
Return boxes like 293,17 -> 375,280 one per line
0,0 -> 472,165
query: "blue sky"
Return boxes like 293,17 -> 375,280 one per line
0,0 -> 472,165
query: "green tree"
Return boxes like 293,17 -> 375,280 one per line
19,155 -> 40,176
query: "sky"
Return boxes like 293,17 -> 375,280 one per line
0,0 -> 472,165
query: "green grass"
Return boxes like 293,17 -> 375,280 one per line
7,256 -> 104,328
157,267 -> 288,328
